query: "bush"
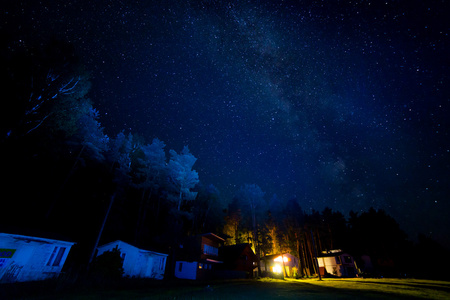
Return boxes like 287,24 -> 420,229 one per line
90,248 -> 124,283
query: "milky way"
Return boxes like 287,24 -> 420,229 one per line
3,0 -> 449,246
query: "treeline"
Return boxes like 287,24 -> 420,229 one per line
1,38 -> 448,279
223,189 -> 450,279
223,191 -> 408,277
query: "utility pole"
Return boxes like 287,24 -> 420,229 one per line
87,192 -> 116,271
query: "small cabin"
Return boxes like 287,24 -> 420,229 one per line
261,253 -> 299,278
318,249 -> 358,277
96,240 -> 168,280
0,232 -> 75,283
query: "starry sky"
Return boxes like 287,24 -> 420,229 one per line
3,1 -> 449,246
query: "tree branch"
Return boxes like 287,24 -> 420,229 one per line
59,76 -> 80,94
25,113 -> 53,135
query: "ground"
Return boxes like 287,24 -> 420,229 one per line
9,278 -> 450,299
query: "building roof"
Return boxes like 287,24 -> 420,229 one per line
0,226 -> 75,243
0,232 -> 75,245
98,240 -> 168,256
200,233 -> 225,243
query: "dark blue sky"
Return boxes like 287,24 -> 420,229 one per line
3,0 -> 449,246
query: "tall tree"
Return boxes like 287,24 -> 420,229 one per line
87,132 -> 134,271
167,146 -> 199,212
75,104 -> 109,162
44,93 -> 109,219
260,211 -> 278,256
133,138 -> 167,243
108,131 -> 134,175
192,183 -> 223,234
281,198 -> 306,277
238,183 -> 265,276
223,197 -> 244,245
320,207 -> 348,251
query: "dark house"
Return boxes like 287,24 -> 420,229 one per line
219,243 -> 256,278
174,233 -> 225,280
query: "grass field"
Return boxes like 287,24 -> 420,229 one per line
283,277 -> 450,299
6,277 -> 450,299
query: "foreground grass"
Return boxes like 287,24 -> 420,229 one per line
5,277 -> 450,299
280,277 -> 450,300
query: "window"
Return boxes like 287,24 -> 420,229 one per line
178,262 -> 183,272
159,257 -> 166,271
335,256 -> 342,264
203,244 -> 218,256
46,246 -> 66,267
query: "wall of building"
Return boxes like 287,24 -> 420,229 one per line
97,240 -> 167,280
0,234 -> 73,283
318,253 -> 358,277
175,261 -> 197,280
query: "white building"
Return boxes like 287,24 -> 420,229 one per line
317,249 -> 358,277
96,240 -> 168,280
0,232 -> 75,283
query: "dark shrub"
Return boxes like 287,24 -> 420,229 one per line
90,248 -> 124,284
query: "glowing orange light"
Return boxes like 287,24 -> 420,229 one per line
274,256 -> 289,263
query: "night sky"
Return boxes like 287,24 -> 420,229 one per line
3,1 -> 449,247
